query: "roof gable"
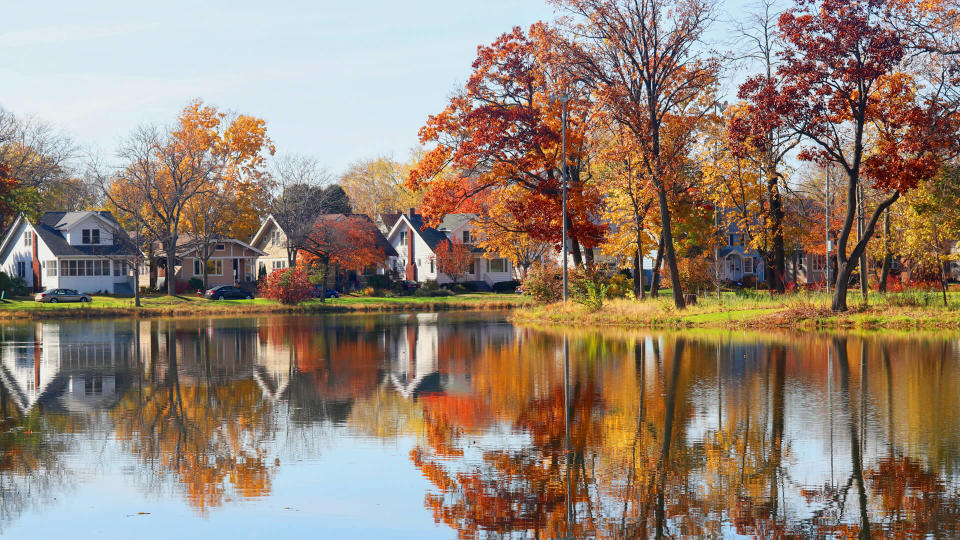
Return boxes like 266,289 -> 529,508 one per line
249,214 -> 282,248
390,213 -> 451,253
35,211 -> 138,258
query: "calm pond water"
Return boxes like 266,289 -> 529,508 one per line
0,312 -> 958,538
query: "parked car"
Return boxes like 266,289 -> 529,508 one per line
35,289 -> 92,303
204,285 -> 254,300
401,280 -> 421,290
312,286 -> 340,299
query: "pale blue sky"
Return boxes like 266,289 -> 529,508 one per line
0,1 -> 556,173
0,1 -> 750,175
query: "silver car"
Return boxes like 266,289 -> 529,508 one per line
35,289 -> 92,303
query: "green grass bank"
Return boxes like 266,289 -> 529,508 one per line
513,290 -> 960,330
0,293 -> 529,320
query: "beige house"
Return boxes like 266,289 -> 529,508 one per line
144,236 -> 266,290
249,214 -> 291,277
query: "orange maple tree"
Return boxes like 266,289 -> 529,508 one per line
434,239 -> 473,283
407,23 -> 605,266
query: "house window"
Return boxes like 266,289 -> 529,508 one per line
193,260 -> 202,276
15,261 -> 26,278
82,229 -> 101,245
215,243 -> 225,251
114,262 -> 127,276
462,230 -> 471,243
271,260 -> 286,270
744,257 -> 754,274
272,231 -> 283,246
489,258 -> 507,273
47,260 -> 57,277
206,260 -> 223,276
429,258 -> 434,273
467,260 -> 476,275
399,231 -> 407,246
798,253 -> 806,272
23,232 -> 32,247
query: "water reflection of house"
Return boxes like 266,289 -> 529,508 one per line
0,321 -> 136,413
389,314 -> 441,398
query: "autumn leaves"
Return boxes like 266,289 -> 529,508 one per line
407,0 -> 960,311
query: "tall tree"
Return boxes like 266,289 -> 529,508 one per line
407,23 -> 605,266
754,0 -> 951,310
557,0 -> 720,309
340,155 -> 418,218
103,100 -> 274,295
269,155 -> 351,267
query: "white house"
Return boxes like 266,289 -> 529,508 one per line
384,209 -> 514,288
0,211 -> 140,295
249,214 -> 291,276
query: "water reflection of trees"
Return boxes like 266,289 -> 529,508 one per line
111,320 -> 277,515
4,315 -> 960,536
394,328 -> 960,539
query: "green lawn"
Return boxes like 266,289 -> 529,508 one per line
0,292 -> 528,319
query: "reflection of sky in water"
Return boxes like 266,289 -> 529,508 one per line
0,315 -> 958,538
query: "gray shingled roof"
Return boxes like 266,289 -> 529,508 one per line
403,213 -> 451,251
436,213 -> 474,232
37,212 -> 139,257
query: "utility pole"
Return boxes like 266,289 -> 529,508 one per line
826,167 -> 831,295
558,95 -> 570,303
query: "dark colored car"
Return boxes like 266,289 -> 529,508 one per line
35,289 -> 92,303
312,286 -> 340,298
401,280 -> 421,290
204,285 -> 254,300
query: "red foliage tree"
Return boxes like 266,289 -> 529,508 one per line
739,0 -> 952,310
258,267 -> 313,304
407,24 -> 605,267
434,239 -> 473,284
300,214 -> 393,300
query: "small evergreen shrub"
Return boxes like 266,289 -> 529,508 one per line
188,277 -> 204,291
492,280 -> 520,293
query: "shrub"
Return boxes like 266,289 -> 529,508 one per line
492,280 -> 520,293
258,267 -> 314,304
422,279 -> 441,291
188,277 -> 204,291
444,283 -> 468,294
570,266 -> 610,310
522,262 -> 561,303
414,287 -> 453,297
605,273 -> 632,299
361,286 -> 376,297
174,279 -> 191,295
367,275 -> 390,289
0,272 -> 29,297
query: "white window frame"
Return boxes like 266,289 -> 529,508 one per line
15,261 -> 26,278
206,259 -> 223,276
23,232 -> 32,247
489,258 -> 507,273
462,230 -> 471,243
744,257 -> 754,274
399,231 -> 407,246
46,260 -> 57,277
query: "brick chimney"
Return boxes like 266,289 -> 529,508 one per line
408,207 -> 416,218
405,221 -> 417,281
31,231 -> 41,292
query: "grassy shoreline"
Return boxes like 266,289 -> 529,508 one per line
512,291 -> 960,330
0,293 -> 528,320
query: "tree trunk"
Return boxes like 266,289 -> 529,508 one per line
133,261 -> 141,308
650,236 -> 664,298
832,191 -> 899,311
768,175 -> 786,294
319,260 -> 328,303
633,249 -> 643,299
941,260 -> 949,307
857,183 -> 869,304
164,235 -> 177,296
655,185 -> 685,309
878,208 -> 891,293
584,246 -> 595,269
564,213 -> 584,268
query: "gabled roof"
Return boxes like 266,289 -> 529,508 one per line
52,211 -> 115,231
37,211 -> 139,257
249,214 -> 283,247
437,213 -> 475,232
379,212 -> 402,231
391,212 -> 451,252
0,213 -> 29,262
158,235 -> 267,257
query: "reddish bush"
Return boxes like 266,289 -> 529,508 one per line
258,267 -> 313,304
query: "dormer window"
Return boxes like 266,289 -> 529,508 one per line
82,229 -> 100,245
462,230 -> 471,244
215,243 -> 225,251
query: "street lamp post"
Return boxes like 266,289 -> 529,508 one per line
557,95 -> 570,303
